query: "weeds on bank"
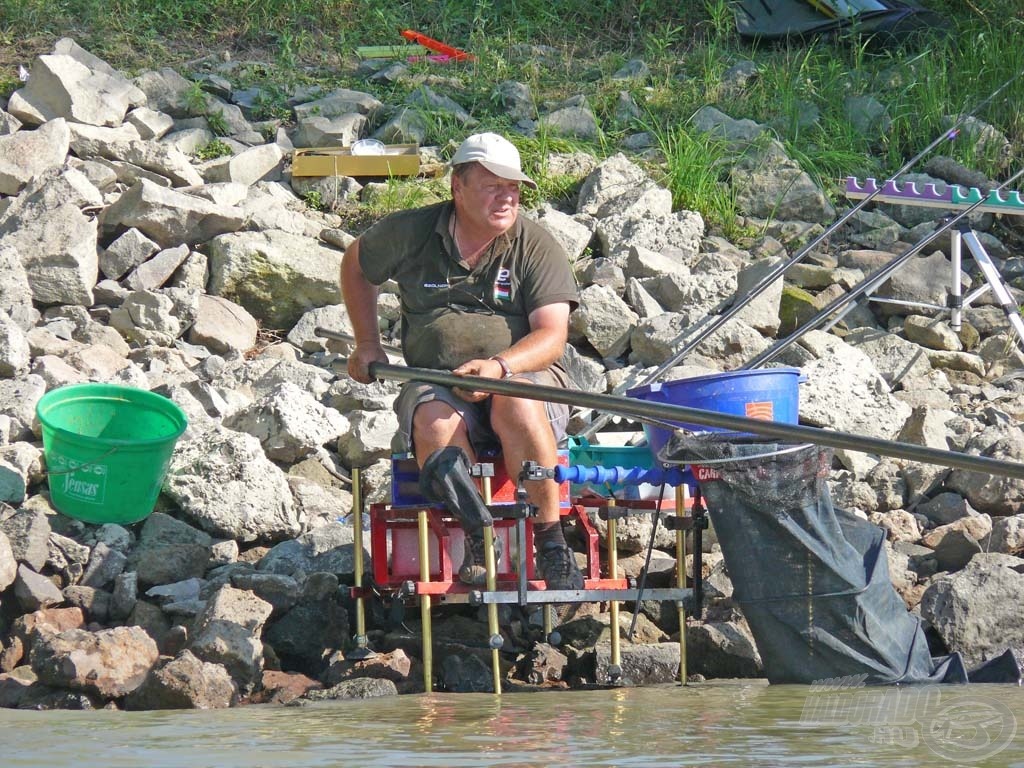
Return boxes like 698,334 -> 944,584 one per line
1,0 -> 1022,233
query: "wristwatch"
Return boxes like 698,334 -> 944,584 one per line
489,355 -> 514,379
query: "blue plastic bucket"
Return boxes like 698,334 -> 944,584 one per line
626,368 -> 802,457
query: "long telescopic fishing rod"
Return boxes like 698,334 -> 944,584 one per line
577,67 -> 1024,441
311,340 -> 1024,481
743,163 -> 1024,369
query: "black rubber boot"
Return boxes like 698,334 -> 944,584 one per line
419,446 -> 497,585
418,446 -> 493,534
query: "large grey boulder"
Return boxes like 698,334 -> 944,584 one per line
292,88 -> 382,121
920,553 -> 1024,668
224,382 -> 349,463
129,512 -> 213,588
163,425 -> 301,543
99,227 -> 160,281
798,331 -> 912,439
0,118 -> 71,195
206,229 -> 343,329
9,54 -> 145,128
0,169 -> 100,307
125,649 -> 236,710
187,294 -> 258,355
0,245 -> 36,331
947,424 -> 1024,515
14,563 -> 65,611
100,178 -> 247,246
256,523 -> 361,579
189,585 -> 273,695
570,284 -> 638,359
30,626 -> 158,698
0,506 -> 52,571
0,312 -> 31,378
593,641 -> 680,686
202,143 -> 285,186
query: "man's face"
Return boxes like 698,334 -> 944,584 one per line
453,164 -> 521,236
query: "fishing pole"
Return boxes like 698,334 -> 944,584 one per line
577,66 -> 1024,440
744,162 -> 1024,368
321,353 -> 1024,481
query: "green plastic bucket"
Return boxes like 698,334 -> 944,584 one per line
36,383 -> 188,525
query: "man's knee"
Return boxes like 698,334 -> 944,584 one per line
412,400 -> 465,441
490,395 -> 550,439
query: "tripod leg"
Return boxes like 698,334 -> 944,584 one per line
962,230 -> 1024,351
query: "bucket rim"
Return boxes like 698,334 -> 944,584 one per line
36,383 -> 188,448
626,366 -> 803,397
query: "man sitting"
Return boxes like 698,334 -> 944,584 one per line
341,132 -> 584,591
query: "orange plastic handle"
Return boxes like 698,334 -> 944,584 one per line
400,29 -> 474,61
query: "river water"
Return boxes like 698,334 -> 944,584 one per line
4,681 -> 1022,767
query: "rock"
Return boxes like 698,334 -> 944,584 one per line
438,652 -> 495,693
163,425 -> 301,543
256,670 -> 323,704
798,331 -> 912,439
264,595 -> 348,676
61,585 -> 111,624
0,118 -> 71,195
336,409 -> 399,467
0,531 -> 16,591
296,676 -> 397,702
685,619 -> 763,679
188,585 -> 273,694
125,650 -> 236,709
13,53 -> 143,127
0,194 -> 99,307
570,284 -> 638,359
13,565 -> 63,612
100,227 -> 160,281
256,523 -> 361,579
593,641 -> 681,686
128,512 -> 213,588
0,246 -> 36,331
206,229 -> 343,330
126,244 -> 191,291
100,178 -> 246,246
919,553 -> 1024,668
947,425 -> 1024,515
510,643 -> 568,686
917,493 -> 977,525
81,542 -> 128,589
187,295 -> 258,355
30,626 -> 158,698
224,382 -> 348,463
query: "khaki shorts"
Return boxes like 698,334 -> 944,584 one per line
392,369 -> 571,456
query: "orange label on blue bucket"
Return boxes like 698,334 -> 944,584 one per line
745,401 -> 774,420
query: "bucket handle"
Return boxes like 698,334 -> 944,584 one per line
44,446 -> 119,476
658,441 -> 815,466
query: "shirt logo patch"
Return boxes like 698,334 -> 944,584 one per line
493,268 -> 512,302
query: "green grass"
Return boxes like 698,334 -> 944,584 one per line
1,0 -> 1022,237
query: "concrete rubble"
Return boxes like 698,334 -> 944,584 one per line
0,39 -> 1022,709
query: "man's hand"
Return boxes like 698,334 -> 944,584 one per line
452,357 -> 507,402
347,343 -> 389,384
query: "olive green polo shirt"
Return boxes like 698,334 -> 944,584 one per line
357,201 -> 578,374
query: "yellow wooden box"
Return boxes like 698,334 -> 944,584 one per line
291,144 -> 420,178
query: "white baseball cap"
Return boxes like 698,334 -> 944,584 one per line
451,132 -> 537,189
